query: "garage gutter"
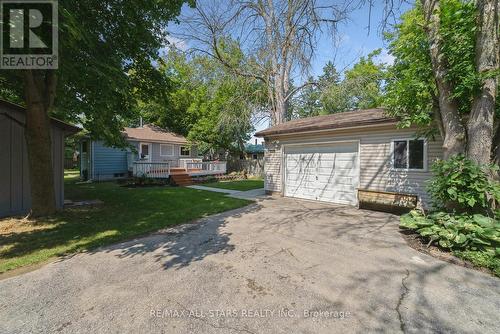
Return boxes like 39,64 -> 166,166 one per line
256,120 -> 399,138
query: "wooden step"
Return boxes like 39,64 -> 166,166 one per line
170,173 -> 193,186
171,176 -> 191,181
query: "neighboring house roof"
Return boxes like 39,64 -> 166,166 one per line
0,99 -> 81,134
245,144 -> 264,154
122,124 -> 188,144
255,108 -> 397,137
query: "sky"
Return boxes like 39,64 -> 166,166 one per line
167,1 -> 414,144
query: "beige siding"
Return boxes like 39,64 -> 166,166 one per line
263,141 -> 282,193
263,125 -> 443,207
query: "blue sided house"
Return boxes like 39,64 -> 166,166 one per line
80,124 -> 226,181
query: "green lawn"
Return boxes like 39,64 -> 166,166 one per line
203,179 -> 264,191
0,171 -> 251,273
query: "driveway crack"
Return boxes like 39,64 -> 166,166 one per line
396,269 -> 410,333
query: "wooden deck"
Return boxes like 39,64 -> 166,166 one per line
132,162 -> 226,179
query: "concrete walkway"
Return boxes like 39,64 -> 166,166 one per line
0,197 -> 498,334
227,188 -> 266,200
187,185 -> 241,195
187,185 -> 266,201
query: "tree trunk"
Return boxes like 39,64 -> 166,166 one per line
432,95 -> 445,139
421,0 -> 466,159
273,95 -> 287,125
270,71 -> 288,125
274,83 -> 288,125
23,70 -> 57,217
467,0 -> 499,165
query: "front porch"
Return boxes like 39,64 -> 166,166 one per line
131,159 -> 227,179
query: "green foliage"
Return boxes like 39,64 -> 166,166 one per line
427,156 -> 500,213
291,52 -> 385,119
453,250 -> 500,277
290,76 -> 323,119
403,153 -> 500,275
0,0 -> 191,147
321,50 -> 385,114
385,0 -> 499,131
202,179 -> 264,191
384,6 -> 435,129
124,176 -> 168,187
400,210 -> 500,253
140,47 -> 263,154
439,0 -> 477,112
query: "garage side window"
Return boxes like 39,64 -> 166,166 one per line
392,139 -> 426,170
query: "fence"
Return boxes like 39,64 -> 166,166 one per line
65,158 -> 78,170
227,158 -> 264,177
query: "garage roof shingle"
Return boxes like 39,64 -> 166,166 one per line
255,108 -> 397,137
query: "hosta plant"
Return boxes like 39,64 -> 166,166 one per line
400,210 -> 500,255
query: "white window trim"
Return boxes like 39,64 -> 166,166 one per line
179,145 -> 190,157
160,144 -> 174,157
390,138 -> 428,172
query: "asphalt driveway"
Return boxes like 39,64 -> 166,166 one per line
0,197 -> 499,333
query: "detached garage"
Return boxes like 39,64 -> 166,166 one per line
255,109 -> 443,208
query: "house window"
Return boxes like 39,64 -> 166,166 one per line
160,144 -> 174,156
252,154 -> 258,160
140,143 -> 149,157
392,139 -> 426,170
180,146 -> 190,157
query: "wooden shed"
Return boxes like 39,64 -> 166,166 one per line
0,99 -> 80,218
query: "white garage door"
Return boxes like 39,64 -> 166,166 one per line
284,142 -> 359,205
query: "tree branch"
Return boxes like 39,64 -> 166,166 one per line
284,81 -> 317,102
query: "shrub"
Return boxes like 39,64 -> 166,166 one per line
427,155 -> 500,213
453,250 -> 500,277
400,210 -> 500,253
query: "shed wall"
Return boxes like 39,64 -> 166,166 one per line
0,108 -> 66,217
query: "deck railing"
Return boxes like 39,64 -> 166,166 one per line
186,161 -> 227,174
132,161 -> 170,178
179,158 -> 203,170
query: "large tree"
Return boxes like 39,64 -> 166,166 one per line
0,0 -> 190,216
321,49 -> 385,113
290,52 -> 385,118
179,0 -> 354,125
140,48 -> 262,154
385,0 -> 499,165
